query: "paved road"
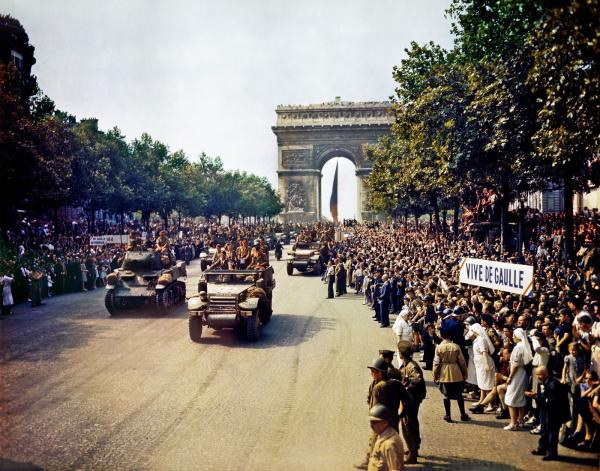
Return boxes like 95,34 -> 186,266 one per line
0,256 -> 597,470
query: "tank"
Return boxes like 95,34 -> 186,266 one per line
104,250 -> 187,315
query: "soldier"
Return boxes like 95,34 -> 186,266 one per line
155,230 -> 171,253
379,350 -> 401,381
29,266 -> 44,307
433,328 -> 470,423
356,358 -> 406,470
367,404 -> 405,471
236,239 -> 252,269
126,231 -> 143,251
397,340 -> 426,464
249,244 -> 269,269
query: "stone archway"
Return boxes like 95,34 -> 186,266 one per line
272,99 -> 391,222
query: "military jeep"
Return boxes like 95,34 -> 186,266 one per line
187,267 -> 275,342
286,242 -> 324,276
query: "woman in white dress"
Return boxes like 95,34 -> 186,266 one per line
393,307 -> 413,367
468,323 -> 496,413
504,327 -> 533,430
1,274 -> 14,316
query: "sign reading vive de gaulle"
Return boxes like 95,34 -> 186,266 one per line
458,258 -> 534,296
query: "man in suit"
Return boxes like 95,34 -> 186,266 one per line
527,366 -> 570,461
378,274 -> 391,328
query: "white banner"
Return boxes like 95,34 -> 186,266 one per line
458,257 -> 534,296
89,234 -> 130,246
89,236 -> 106,246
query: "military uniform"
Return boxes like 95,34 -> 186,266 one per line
399,358 -> 426,460
368,427 -> 405,471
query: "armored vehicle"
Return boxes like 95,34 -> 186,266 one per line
187,267 -> 275,342
104,250 -> 187,315
286,242 -> 324,276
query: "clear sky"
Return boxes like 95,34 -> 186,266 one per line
4,0 -> 454,220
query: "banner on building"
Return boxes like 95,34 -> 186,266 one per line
458,257 -> 534,296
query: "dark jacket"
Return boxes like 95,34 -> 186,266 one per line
538,377 -> 570,425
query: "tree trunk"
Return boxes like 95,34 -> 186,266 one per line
563,176 -> 575,262
120,212 -> 125,235
500,180 -> 511,252
453,198 -> 460,237
517,201 -> 526,258
53,207 -> 60,245
430,194 -> 441,230
414,212 -> 419,229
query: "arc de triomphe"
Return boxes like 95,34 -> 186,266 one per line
272,100 -> 391,222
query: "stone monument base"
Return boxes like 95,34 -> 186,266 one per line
278,211 -> 317,224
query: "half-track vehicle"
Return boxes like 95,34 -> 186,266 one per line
104,250 -> 187,315
187,267 -> 275,342
286,242 -> 324,276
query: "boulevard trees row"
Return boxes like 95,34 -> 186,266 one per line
0,19 -> 282,236
366,0 -> 599,259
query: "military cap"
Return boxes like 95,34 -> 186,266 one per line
367,358 -> 388,372
378,349 -> 395,357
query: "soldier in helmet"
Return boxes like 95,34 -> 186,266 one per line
155,230 -> 171,253
367,404 -> 405,471
126,231 -> 143,251
397,340 -> 426,464
356,358 -> 408,470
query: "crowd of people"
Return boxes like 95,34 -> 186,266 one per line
313,210 -> 600,468
0,214 -> 295,315
3,207 -> 600,467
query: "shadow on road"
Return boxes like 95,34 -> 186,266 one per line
0,457 -> 44,471
415,454 -> 519,470
0,315 -> 104,363
196,313 -> 337,349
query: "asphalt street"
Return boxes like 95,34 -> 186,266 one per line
0,256 -> 597,471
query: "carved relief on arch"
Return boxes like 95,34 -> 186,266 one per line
281,149 -> 311,168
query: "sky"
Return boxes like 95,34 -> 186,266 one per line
4,0 -> 454,220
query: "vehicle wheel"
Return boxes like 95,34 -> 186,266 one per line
189,315 -> 203,342
286,263 -> 293,276
105,290 -> 117,316
258,299 -> 272,326
156,287 -> 173,315
245,310 -> 260,342
176,282 -> 186,306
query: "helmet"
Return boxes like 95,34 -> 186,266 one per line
464,316 -> 477,325
443,308 -> 453,317
367,358 -> 388,372
453,306 -> 465,315
369,404 -> 393,423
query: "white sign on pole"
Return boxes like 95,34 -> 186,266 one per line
89,235 -> 130,246
458,257 -> 534,296
90,236 -> 106,246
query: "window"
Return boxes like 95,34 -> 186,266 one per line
11,50 -> 24,71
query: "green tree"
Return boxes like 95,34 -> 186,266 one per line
528,0 -> 600,260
